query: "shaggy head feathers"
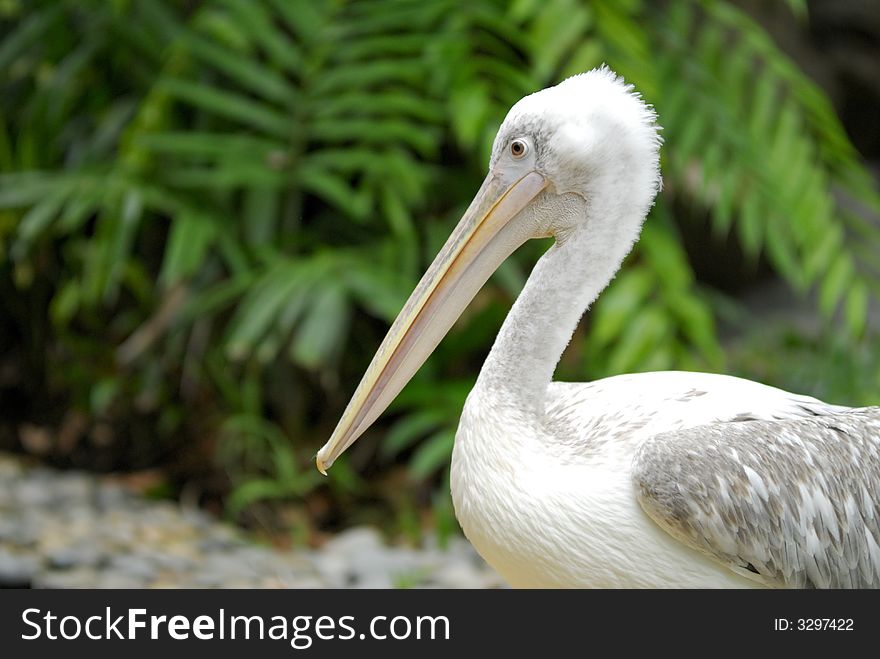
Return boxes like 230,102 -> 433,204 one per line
492,66 -> 662,230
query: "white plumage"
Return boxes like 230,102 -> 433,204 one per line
454,371 -> 879,587
317,67 -> 880,588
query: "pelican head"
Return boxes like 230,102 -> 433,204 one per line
317,67 -> 661,473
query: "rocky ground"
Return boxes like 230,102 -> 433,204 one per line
0,453 -> 504,589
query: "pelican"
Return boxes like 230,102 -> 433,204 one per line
316,67 -> 880,588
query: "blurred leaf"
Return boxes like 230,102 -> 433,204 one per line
159,212 -> 217,286
408,429 -> 455,480
90,378 -> 119,415
291,281 -> 349,369
819,253 -> 853,318
845,281 -> 868,338
158,78 -> 292,138
227,478 -> 290,517
590,267 -> 653,351
381,410 -> 448,460
226,263 -> 304,360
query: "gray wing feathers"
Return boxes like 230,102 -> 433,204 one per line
633,408 -> 880,588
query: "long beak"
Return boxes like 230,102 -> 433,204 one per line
316,170 -> 548,473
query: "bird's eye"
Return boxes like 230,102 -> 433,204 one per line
510,139 -> 528,159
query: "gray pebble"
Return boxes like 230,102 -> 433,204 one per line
14,480 -> 55,507
321,526 -> 384,555
353,574 -> 396,589
94,483 -> 130,509
0,518 -> 38,547
48,544 -> 105,570
52,473 -> 93,504
137,548 -> 195,573
0,549 -> 39,588
274,575 -> 327,589
107,554 -> 158,582
47,549 -> 82,570
93,572 -> 151,589
33,568 -> 98,589
198,530 -> 245,552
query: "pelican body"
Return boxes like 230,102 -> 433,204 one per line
317,68 -> 880,588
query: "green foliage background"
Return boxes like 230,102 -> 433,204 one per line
1,0 -> 878,538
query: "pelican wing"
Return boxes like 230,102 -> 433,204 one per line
633,408 -> 880,588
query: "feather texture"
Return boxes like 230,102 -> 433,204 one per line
634,408 -> 880,587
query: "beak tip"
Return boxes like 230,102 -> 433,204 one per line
315,449 -> 331,475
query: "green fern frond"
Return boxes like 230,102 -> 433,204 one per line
655,0 -> 880,335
